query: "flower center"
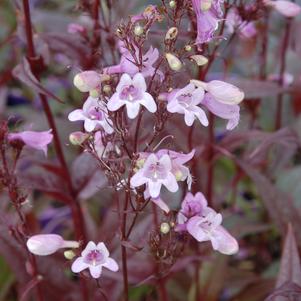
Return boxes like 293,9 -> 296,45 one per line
84,250 -> 104,266
88,107 -> 104,120
144,162 -> 168,181
120,85 -> 141,101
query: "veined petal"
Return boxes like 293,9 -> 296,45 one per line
116,73 -> 132,92
187,216 -> 211,242
133,73 -> 147,92
107,93 -> 125,111
97,242 -> 110,258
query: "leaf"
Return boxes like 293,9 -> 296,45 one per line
12,58 -> 64,103
71,153 -> 107,200
236,159 -> 301,243
276,224 -> 301,288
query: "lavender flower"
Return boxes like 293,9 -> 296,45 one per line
166,83 -> 208,127
8,130 -> 53,156
68,97 -> 113,133
264,0 -> 301,17
71,241 -> 118,279
107,73 -> 157,119
176,192 -> 239,255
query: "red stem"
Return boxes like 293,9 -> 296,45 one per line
275,19 -> 291,130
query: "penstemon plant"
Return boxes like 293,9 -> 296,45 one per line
1,0 -> 301,300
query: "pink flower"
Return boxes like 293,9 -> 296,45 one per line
107,73 -> 157,119
67,23 -> 86,34
176,192 -> 239,255
225,8 -> 257,40
192,0 -> 223,44
264,0 -> 301,17
27,234 -> 79,256
167,83 -> 208,127
8,130 -> 53,156
68,97 -> 113,133
144,190 -> 170,213
71,241 -> 118,279
104,43 -> 163,80
202,93 -> 240,130
130,153 -> 178,198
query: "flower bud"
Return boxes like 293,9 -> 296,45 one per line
64,250 -> 76,260
201,0 -> 213,11
165,53 -> 182,71
103,84 -> 112,94
160,222 -> 170,234
69,131 -> 89,145
27,234 -> 79,256
190,55 -> 208,66
165,27 -> 178,40
185,45 -> 192,52
89,89 -> 100,98
134,24 -> 144,36
191,79 -> 244,105
169,0 -> 176,8
73,71 -> 102,92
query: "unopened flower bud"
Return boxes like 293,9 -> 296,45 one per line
174,170 -> 183,181
64,250 -> 76,260
185,45 -> 192,52
165,27 -> 178,40
73,71 -> 102,92
69,131 -> 89,145
190,55 -> 208,66
136,158 -> 146,169
169,0 -> 176,8
165,53 -> 182,71
160,222 -> 170,234
134,24 -> 144,36
27,234 -> 79,256
201,0 -> 212,11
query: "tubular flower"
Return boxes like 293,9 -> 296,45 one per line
68,97 -> 114,133
71,241 -> 119,279
191,0 -> 224,44
8,130 -> 53,156
166,83 -> 208,127
27,234 -> 79,256
176,192 -> 239,255
107,73 -> 157,119
264,0 -> 301,17
104,42 -> 163,80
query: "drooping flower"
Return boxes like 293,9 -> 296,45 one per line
104,43 -> 163,80
225,8 -> 257,40
264,0 -> 301,17
71,241 -> 118,279
176,192 -> 239,255
144,189 -> 170,213
166,83 -> 208,127
107,73 -> 157,119
73,71 -> 102,93
8,130 -> 53,156
191,0 -> 224,45
130,153 -> 178,198
68,97 -> 114,133
27,234 -> 79,256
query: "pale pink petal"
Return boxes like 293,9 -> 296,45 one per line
272,0 -> 301,17
107,93 -> 125,112
71,257 -> 89,273
68,109 -> 85,121
84,119 -> 97,132
116,73 -> 132,93
210,226 -> 239,255
163,173 -> 179,193
140,93 -> 157,113
191,87 -> 205,105
125,102 -> 140,119
151,197 -> 170,213
184,111 -> 195,126
148,181 -> 162,198
89,265 -> 102,279
187,216 -> 210,242
97,242 -> 110,257
159,154 -> 172,171
130,170 -> 148,187
81,241 -> 97,257
103,258 -> 119,272
83,97 -> 98,113
133,73 -> 147,92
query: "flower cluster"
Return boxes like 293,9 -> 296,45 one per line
176,192 -> 239,255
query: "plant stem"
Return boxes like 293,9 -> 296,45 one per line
275,19 -> 291,130
121,192 -> 130,301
